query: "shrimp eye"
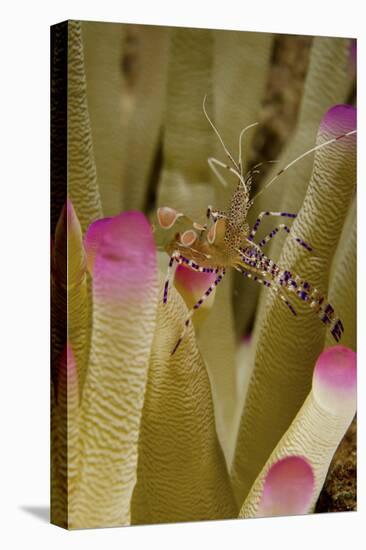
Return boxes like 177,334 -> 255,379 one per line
157,207 -> 183,229
180,229 -> 197,247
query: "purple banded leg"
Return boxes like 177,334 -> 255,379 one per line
178,255 -> 219,275
249,211 -> 297,242
292,285 -> 343,341
257,224 -> 313,252
237,268 -> 297,316
163,251 -> 180,304
258,224 -> 290,247
318,302 -> 344,342
320,302 -> 335,325
330,318 -> 344,342
237,249 -> 262,269
171,269 -> 225,355
293,236 -> 313,252
311,296 -> 343,342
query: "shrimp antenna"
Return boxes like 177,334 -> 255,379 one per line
238,122 -> 259,177
251,129 -> 357,204
245,160 -> 279,184
203,95 -> 239,172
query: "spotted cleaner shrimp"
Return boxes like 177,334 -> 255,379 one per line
157,97 -> 356,355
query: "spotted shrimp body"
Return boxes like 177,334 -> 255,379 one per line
157,98 -> 356,354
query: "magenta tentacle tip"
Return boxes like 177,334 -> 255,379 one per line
313,345 -> 357,414
88,211 -> 157,301
320,104 -> 356,139
174,264 -> 217,295
84,211 -> 155,277
84,217 -> 112,275
97,211 -> 154,262
257,456 -> 315,517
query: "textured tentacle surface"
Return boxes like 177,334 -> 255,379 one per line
253,37 -> 353,226
81,21 -> 126,215
119,25 -> 171,212
72,212 -> 158,528
51,343 -> 80,529
216,31 -> 273,343
239,37 -> 355,335
68,21 -> 103,233
326,196 -> 356,350
156,27 -> 215,221
154,27 -> 240,463
231,105 -> 356,506
131,280 -> 237,524
50,25 -> 357,527
212,30 -> 273,208
64,200 -> 89,394
239,346 -> 356,518
83,22 -> 171,214
52,199 -> 89,397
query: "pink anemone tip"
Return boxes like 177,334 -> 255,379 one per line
89,210 -> 157,303
257,456 -> 315,518
320,104 -> 356,143
84,217 -> 112,275
312,345 -> 356,415
174,264 -> 217,311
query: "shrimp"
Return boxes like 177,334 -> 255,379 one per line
157,97 -> 356,354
